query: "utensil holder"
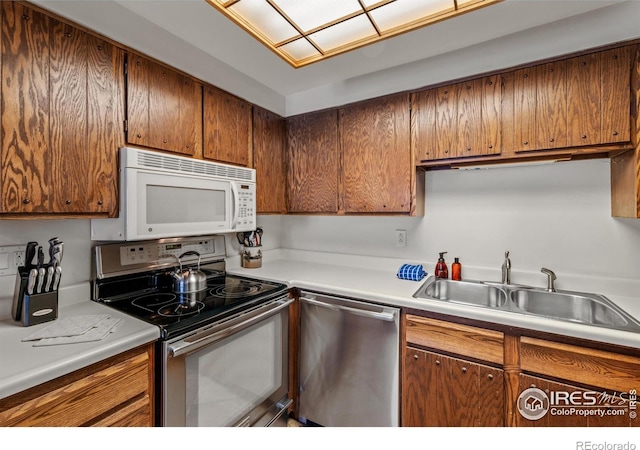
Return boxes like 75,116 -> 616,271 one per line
241,246 -> 262,269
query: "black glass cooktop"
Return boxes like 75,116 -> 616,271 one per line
97,274 -> 288,340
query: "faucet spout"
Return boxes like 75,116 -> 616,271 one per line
501,251 -> 511,285
541,267 -> 557,292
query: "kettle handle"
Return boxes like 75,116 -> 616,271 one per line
178,251 -> 201,270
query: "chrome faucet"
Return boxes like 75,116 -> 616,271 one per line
541,267 -> 557,292
501,251 -> 511,285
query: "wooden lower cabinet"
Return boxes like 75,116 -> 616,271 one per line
403,346 -> 504,426
0,344 -> 154,427
402,313 -> 640,427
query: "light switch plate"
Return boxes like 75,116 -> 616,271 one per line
0,244 -> 26,276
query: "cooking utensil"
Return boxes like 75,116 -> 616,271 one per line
52,266 -> 62,291
45,266 -> 54,292
25,241 -> 38,269
169,251 -> 207,294
236,232 -> 246,245
27,269 -> 37,295
36,247 -> 45,294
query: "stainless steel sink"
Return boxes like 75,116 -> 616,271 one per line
414,279 -> 507,308
510,289 -> 640,332
413,277 -> 640,333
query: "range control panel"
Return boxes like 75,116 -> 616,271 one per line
119,238 -> 216,266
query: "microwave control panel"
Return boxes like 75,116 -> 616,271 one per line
236,183 -> 256,230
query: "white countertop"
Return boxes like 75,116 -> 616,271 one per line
228,249 -> 640,349
0,299 -> 160,400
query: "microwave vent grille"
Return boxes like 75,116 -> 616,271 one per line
136,152 -> 253,181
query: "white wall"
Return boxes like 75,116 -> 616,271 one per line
278,159 -> 640,297
2,159 -> 640,319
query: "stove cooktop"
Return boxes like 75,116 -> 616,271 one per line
98,274 -> 288,340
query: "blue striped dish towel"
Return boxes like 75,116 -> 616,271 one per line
397,264 -> 427,281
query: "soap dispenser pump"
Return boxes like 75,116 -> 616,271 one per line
435,252 -> 448,279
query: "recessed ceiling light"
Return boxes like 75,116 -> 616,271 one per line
206,0 -> 504,68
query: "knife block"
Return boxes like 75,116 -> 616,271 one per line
12,267 -> 59,326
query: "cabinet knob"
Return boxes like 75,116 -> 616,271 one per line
435,360 -> 441,366
65,200 -> 71,205
612,54 -> 618,60
136,134 -> 142,138
97,45 -> 103,51
444,149 -> 449,154
136,61 -> 141,66
162,72 -> 167,77
488,81 -> 493,86
22,14 -> 29,20
65,32 -> 72,38
523,73 -> 528,79
523,141 -> 529,145
163,139 -> 168,144
461,367 -> 468,373
466,84 -> 471,90
97,200 -> 103,206
581,134 -> 587,139
549,137 -> 555,143
22,198 -> 30,204
413,354 -> 419,360
488,144 -> 493,149
487,374 -> 494,380
612,131 -> 619,136
467,148 -> 471,152
186,145 -> 190,149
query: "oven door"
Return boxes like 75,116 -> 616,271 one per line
127,168 -> 233,240
161,296 -> 293,427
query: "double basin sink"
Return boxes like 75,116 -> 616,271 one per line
413,278 -> 640,333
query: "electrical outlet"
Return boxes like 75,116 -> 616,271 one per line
395,229 -> 407,248
0,244 -> 26,277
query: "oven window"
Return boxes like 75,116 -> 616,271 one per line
184,313 -> 283,426
146,185 -> 225,224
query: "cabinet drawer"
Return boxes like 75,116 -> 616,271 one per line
405,315 -> 504,365
520,337 -> 640,393
0,345 -> 153,427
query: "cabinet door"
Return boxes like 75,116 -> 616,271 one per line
49,23 -> 123,214
203,86 -> 252,166
402,347 -> 504,427
286,110 -> 339,213
410,89 -> 437,162
511,67 -> 537,152
340,93 -> 411,213
435,85 -> 457,159
535,60 -> 567,150
567,52 -> 601,147
127,54 -> 201,155
457,80 -> 482,158
1,2 -> 51,212
601,46 -> 632,144
253,106 -> 286,214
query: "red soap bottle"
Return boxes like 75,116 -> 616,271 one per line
452,257 -> 462,281
435,252 -> 448,279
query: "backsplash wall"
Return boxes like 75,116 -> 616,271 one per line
279,158 -> 640,297
2,158 -> 640,319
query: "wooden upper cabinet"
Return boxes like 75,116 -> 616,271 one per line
126,53 -> 202,156
601,46 -> 632,144
413,75 -> 501,162
1,2 -> 51,213
340,93 -> 411,213
286,110 -> 339,213
203,86 -> 252,166
1,2 -> 123,215
253,106 -> 286,214
535,60 -> 567,150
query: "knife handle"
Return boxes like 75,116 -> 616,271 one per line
27,268 -> 37,295
36,267 -> 45,294
45,266 -> 54,292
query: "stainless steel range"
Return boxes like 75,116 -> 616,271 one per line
92,235 -> 292,427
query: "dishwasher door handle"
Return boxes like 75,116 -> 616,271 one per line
300,296 -> 396,322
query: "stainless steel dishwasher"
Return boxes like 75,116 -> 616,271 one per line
298,291 -> 400,427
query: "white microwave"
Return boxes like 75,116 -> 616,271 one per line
91,147 -> 256,241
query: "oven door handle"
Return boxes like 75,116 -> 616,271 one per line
168,297 -> 293,357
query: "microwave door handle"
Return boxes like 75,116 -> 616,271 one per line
230,182 -> 239,230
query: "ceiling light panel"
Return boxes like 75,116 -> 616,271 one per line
206,0 -> 504,67
279,38 -> 321,61
272,0 -> 363,33
229,0 -> 298,43
371,0 -> 455,32
310,14 -> 378,52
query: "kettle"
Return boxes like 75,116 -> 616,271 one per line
170,251 -> 207,294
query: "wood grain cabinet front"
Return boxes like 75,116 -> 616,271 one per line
0,344 -> 155,427
253,106 -> 287,214
126,53 -> 202,156
1,1 -> 123,216
203,86 -> 252,166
